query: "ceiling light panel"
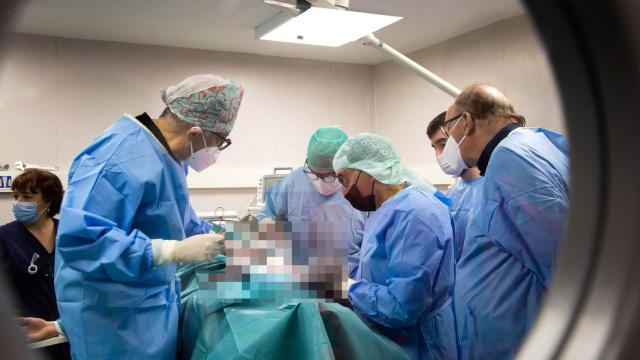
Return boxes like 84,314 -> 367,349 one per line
257,7 -> 402,47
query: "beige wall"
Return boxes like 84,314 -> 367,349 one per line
0,33 -> 375,223
374,15 -> 564,185
0,15 -> 564,224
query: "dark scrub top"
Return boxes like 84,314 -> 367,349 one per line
0,219 -> 70,359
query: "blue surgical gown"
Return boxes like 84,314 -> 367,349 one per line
55,115 -> 212,360
446,176 -> 484,262
257,167 -> 366,279
350,185 -> 458,360
455,128 -> 570,359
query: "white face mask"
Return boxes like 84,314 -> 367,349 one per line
436,117 -> 469,176
187,131 -> 220,172
311,178 -> 341,196
307,174 -> 341,196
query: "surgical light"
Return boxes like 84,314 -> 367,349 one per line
256,7 -> 402,47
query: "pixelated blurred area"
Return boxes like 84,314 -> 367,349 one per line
176,222 -> 407,358
198,221 -> 350,303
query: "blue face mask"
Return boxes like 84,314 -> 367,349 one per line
12,201 -> 46,224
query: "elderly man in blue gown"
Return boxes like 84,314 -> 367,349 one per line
444,84 -> 570,359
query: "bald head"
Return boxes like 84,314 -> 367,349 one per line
450,84 -> 525,125
440,84 -> 528,168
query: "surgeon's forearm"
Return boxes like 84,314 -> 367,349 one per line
184,206 -> 213,236
349,280 -> 427,328
57,222 -> 156,282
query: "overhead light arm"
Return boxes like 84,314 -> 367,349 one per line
258,0 -> 460,97
314,0 -> 460,97
262,0 -> 310,14
362,33 -> 461,97
307,0 -> 348,9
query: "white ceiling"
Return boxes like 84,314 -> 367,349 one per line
10,0 -> 525,65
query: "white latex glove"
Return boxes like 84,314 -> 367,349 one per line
152,233 -> 224,266
347,278 -> 357,290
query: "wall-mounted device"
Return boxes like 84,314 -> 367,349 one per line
247,167 -> 293,216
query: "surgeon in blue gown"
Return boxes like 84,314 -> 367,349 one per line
54,75 -> 244,360
333,133 -> 459,360
441,84 -> 570,359
444,176 -> 483,262
257,126 -> 366,279
426,111 -> 484,262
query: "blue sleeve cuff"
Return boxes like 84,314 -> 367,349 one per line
348,280 -> 378,317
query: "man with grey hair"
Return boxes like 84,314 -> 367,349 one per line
442,84 -> 569,359
52,74 -> 244,359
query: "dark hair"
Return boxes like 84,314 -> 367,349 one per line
11,169 -> 64,217
454,84 -> 526,126
426,111 -> 447,138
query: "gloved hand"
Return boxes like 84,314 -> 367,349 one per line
152,233 -> 224,266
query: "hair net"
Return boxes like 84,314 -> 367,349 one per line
333,133 -> 437,192
306,127 -> 348,170
161,74 -> 244,135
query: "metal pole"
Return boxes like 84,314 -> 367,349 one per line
362,33 -> 461,97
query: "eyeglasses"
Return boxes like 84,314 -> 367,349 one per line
210,132 -> 232,150
440,112 -> 465,138
337,174 -> 348,187
337,170 -> 363,187
303,163 -> 337,183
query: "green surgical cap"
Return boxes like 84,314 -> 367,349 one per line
333,133 -> 404,185
306,127 -> 348,170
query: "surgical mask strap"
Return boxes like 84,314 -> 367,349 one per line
451,115 -> 463,132
370,177 -> 376,198
353,171 -> 376,198
458,134 -> 467,147
32,202 -> 49,221
352,171 -> 362,191
370,178 -> 377,208
448,114 -> 469,144
201,132 -> 208,148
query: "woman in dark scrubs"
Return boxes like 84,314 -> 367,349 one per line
0,169 -> 70,359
